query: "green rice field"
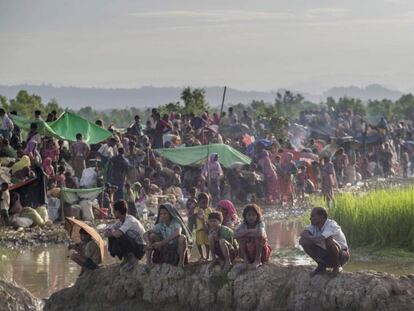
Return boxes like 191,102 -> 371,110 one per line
326,188 -> 414,249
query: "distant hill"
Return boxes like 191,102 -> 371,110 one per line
323,84 -> 403,101
0,84 -> 405,110
0,84 -> 282,110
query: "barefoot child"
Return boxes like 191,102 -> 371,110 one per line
234,204 -> 272,269
207,211 -> 238,272
186,187 -> 198,232
194,192 -> 212,261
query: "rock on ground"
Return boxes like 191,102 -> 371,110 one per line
44,263 -> 414,311
0,280 -> 42,311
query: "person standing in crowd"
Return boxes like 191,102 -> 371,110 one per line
194,192 -> 212,262
382,142 -> 393,178
279,152 -> 297,205
97,137 -> 117,168
70,133 -> 90,179
256,143 -> 278,204
321,156 -> 336,204
9,111 -> 21,149
108,147 -> 129,201
0,182 -> 10,226
201,153 -> 223,204
153,113 -> 172,149
129,115 -> 143,137
299,207 -> 350,276
333,148 -> 348,187
0,108 -> 14,141
401,149 -> 410,178
34,110 -> 43,121
27,123 -> 41,145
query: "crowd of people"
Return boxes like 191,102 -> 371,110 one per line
0,104 -> 409,275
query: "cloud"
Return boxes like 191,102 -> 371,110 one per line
305,8 -> 351,18
129,10 -> 297,23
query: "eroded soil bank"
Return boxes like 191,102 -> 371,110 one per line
44,262 -> 414,311
0,280 -> 41,311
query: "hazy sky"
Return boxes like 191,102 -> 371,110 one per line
1,0 -> 414,93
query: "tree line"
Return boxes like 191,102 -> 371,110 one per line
2,88 -> 414,130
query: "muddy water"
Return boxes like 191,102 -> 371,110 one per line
1,220 -> 414,299
0,244 -> 117,299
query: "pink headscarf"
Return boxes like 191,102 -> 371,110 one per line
217,200 -> 239,227
42,157 -> 54,176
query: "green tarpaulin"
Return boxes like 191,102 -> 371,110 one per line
61,187 -> 103,204
11,111 -> 111,144
156,144 -> 251,168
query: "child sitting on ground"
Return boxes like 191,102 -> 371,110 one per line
234,204 -> 272,270
0,182 -> 10,226
193,192 -> 212,262
207,211 -> 238,272
69,228 -> 102,276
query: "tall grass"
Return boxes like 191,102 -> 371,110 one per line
326,188 -> 414,249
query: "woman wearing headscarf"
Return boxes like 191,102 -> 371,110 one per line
42,157 -> 55,180
23,140 -> 42,167
256,143 -> 279,204
217,200 -> 239,228
144,203 -> 192,267
201,153 -> 223,204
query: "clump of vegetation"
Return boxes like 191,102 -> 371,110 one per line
328,188 -> 414,250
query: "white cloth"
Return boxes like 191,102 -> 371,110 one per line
118,215 -> 146,245
1,190 -> 10,211
80,167 -> 97,188
98,144 -> 114,158
1,114 -> 13,131
306,219 -> 348,250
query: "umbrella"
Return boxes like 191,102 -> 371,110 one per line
221,123 -> 253,139
65,217 -> 105,260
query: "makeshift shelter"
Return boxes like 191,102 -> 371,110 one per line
10,167 -> 47,208
61,187 -> 104,205
156,144 -> 251,168
60,187 -> 104,220
11,111 -> 111,144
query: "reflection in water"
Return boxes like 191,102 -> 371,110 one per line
0,244 -> 117,299
266,220 -> 303,249
1,220 -> 414,299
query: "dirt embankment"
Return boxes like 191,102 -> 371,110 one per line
0,280 -> 42,311
44,263 -> 414,311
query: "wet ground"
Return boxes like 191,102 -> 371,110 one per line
2,176 -> 414,299
2,219 -> 414,299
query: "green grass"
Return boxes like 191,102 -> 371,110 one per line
324,188 -> 414,250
